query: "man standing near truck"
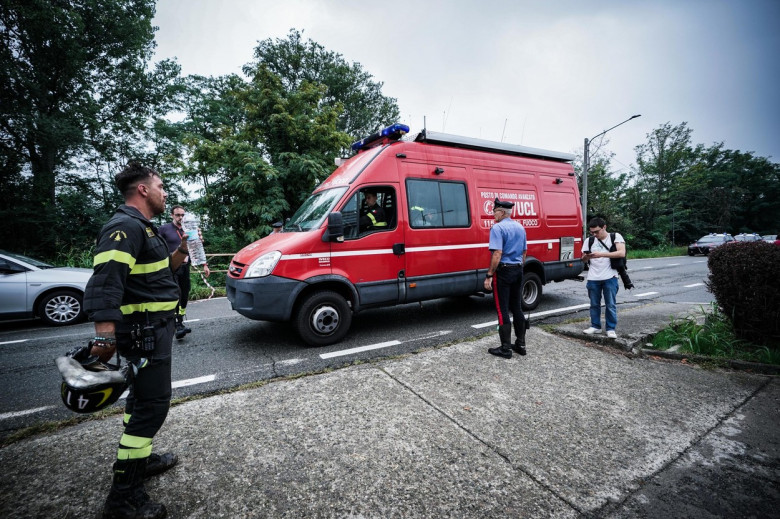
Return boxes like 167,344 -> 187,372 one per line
484,198 -> 528,359
84,162 -> 182,518
581,217 -> 626,339
159,205 -> 210,339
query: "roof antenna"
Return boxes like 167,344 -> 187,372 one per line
501,118 -> 508,142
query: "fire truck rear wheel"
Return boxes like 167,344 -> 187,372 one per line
296,290 -> 352,346
521,272 -> 542,311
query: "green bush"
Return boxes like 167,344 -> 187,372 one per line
707,241 -> 780,345
651,304 -> 780,365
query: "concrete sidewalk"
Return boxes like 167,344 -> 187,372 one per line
1,302 -> 778,518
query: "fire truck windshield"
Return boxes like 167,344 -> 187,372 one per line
285,187 -> 348,232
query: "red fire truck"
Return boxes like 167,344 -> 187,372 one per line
226,124 -> 583,345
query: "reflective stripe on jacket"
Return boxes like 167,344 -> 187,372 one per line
85,205 -> 180,323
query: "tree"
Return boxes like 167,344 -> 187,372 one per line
0,0 -> 179,255
169,30 -> 400,242
250,29 -> 400,140
623,122 -> 695,247
174,67 -> 351,245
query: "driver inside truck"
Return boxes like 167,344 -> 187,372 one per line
359,189 -> 387,231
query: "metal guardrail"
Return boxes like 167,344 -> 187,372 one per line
200,253 -> 235,274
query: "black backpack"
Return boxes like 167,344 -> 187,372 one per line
587,232 -> 627,270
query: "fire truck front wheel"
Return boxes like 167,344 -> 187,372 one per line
296,290 -> 353,346
521,272 -> 542,311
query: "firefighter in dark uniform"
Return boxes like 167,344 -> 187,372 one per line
359,189 -> 387,231
484,198 -> 529,359
84,162 -> 187,519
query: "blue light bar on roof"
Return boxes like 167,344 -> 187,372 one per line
351,123 -> 410,151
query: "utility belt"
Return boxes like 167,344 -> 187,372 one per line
118,315 -> 174,353
498,263 -> 523,269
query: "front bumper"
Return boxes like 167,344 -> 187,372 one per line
226,275 -> 306,321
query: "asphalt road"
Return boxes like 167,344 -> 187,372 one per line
0,255 -> 713,440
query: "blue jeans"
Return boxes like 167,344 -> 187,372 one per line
586,277 -> 619,331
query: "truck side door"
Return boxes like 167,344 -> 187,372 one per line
331,185 -> 406,307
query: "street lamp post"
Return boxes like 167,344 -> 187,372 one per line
582,114 -> 641,238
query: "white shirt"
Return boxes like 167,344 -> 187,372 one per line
582,232 -> 625,281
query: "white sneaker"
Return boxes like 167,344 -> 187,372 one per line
583,327 -> 601,335
606,330 -> 618,339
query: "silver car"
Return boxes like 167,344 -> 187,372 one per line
0,250 -> 93,326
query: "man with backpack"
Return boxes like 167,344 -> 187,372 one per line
581,217 -> 626,339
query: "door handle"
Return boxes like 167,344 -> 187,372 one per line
393,243 -> 405,255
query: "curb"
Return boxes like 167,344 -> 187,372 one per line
550,327 -> 780,375
638,348 -> 780,376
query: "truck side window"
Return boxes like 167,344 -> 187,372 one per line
341,187 -> 396,240
407,179 -> 470,228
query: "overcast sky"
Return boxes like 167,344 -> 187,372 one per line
152,0 -> 779,171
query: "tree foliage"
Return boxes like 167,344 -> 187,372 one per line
250,29 -> 400,140
0,0 -> 179,255
166,30 -> 399,245
588,121 -> 779,249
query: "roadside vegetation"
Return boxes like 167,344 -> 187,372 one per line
629,245 -> 688,259
648,303 -> 780,365
647,241 -> 780,366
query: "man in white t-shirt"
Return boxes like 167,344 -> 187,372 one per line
581,217 -> 626,338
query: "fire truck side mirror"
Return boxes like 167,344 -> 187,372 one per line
324,211 -> 344,242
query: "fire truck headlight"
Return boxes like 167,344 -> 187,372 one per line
245,251 -> 282,278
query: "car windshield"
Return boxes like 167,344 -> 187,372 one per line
284,187 -> 348,232
0,250 -> 53,269
697,236 -> 721,244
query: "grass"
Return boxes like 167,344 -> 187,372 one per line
630,245 -> 688,259
648,303 -> 780,366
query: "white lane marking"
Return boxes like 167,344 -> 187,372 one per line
0,339 -> 28,346
183,318 -> 201,323
471,303 -> 591,329
406,330 -> 453,341
667,263 -> 681,266
320,340 -> 402,359
119,374 -> 218,400
634,292 -> 659,297
173,374 -> 216,388
0,406 -> 55,421
685,283 -> 705,288
639,266 -> 654,270
276,358 -> 303,367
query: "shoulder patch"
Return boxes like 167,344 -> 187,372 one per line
145,227 -> 155,238
109,230 -> 127,242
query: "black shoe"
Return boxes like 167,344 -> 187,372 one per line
183,325 -> 192,335
512,343 -> 527,356
488,346 -> 512,359
144,452 -> 178,478
175,325 -> 187,340
103,487 -> 167,519
104,458 -> 167,519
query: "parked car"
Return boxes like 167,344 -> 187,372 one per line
687,233 -> 735,256
761,234 -> 777,243
734,233 -> 762,242
0,250 -> 93,326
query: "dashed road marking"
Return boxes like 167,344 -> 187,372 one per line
320,340 -> 402,359
0,406 -> 55,421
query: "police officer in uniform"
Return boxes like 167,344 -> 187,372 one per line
359,189 -> 387,231
484,198 -> 529,359
84,162 -> 186,519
